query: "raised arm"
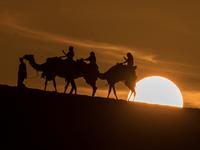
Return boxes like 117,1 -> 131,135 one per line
62,49 -> 67,55
59,50 -> 67,58
120,57 -> 127,64
83,56 -> 91,61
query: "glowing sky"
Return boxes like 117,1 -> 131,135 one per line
0,1 -> 200,108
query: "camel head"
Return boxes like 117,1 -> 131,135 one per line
23,54 -> 34,61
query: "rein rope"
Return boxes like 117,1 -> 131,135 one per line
26,71 -> 40,79
24,60 -> 41,79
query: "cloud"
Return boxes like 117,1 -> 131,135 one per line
0,16 -> 158,64
2,15 -> 200,79
182,91 -> 200,109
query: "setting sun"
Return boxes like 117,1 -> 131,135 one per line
128,76 -> 183,108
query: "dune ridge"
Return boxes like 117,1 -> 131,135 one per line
1,84 -> 200,150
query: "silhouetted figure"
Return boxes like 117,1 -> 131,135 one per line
41,46 -> 74,83
60,46 -> 76,94
98,52 -> 136,100
17,58 -> 27,88
41,57 -> 59,80
119,52 -> 136,91
82,51 -> 99,96
24,54 -> 98,97
121,52 -> 134,67
98,63 -> 137,100
60,46 -> 74,60
83,51 -> 99,70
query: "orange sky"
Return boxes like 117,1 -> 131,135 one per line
0,1 -> 200,108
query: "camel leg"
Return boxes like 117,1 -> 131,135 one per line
127,91 -> 133,101
73,80 -> 77,94
113,85 -> 118,100
129,89 -> 136,101
92,85 -> 97,97
90,81 -> 97,97
133,89 -> 136,100
64,80 -> 70,93
44,79 -> 47,91
53,78 -> 57,92
69,80 -> 77,94
107,85 -> 112,98
86,79 -> 97,97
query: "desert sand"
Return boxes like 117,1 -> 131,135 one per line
1,84 -> 200,150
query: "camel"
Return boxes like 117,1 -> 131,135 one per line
98,63 -> 137,101
23,55 -> 98,97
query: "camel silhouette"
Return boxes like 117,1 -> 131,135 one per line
98,63 -> 137,101
23,55 -> 98,97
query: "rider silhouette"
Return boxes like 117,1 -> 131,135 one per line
121,52 -> 134,67
121,53 -> 137,88
83,51 -> 99,71
61,46 -> 76,94
61,46 -> 74,61
41,46 -> 74,79
82,51 -> 98,95
17,57 -> 27,88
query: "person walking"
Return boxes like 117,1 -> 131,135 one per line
17,57 -> 27,88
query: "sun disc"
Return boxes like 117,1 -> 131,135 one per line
128,76 -> 183,108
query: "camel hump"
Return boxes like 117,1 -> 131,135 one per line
106,64 -> 127,74
46,56 -> 61,62
104,64 -> 137,80
46,57 -> 62,65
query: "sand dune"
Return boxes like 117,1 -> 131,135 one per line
1,84 -> 200,150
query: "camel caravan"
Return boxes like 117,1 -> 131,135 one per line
23,46 -> 137,101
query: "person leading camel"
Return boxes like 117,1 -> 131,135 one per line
17,57 -> 27,88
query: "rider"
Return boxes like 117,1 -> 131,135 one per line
121,52 -> 134,67
82,51 -> 98,95
41,46 -> 75,79
61,46 -> 74,61
82,51 -> 99,70
121,53 -> 137,88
